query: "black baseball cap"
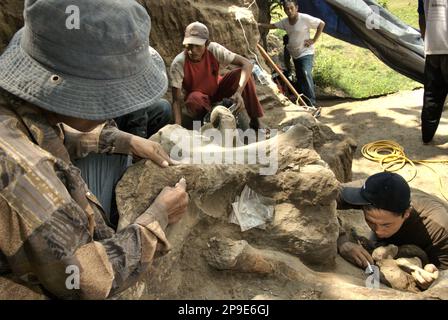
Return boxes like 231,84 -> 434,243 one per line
341,172 -> 411,214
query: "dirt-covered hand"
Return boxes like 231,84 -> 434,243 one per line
150,178 -> 189,225
230,91 -> 245,113
130,136 -> 178,168
339,242 -> 374,269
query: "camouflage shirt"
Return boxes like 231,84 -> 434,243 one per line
0,92 -> 170,299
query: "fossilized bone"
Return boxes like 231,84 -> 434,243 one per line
205,237 -> 448,299
350,230 -> 437,293
117,122 -> 337,229
116,117 -> 343,266
200,106 -> 240,147
371,244 -> 438,293
205,237 -> 430,300
116,106 -> 358,272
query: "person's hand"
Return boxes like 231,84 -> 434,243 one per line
411,264 -> 439,290
304,39 -> 315,47
130,136 -> 178,168
150,178 -> 189,225
230,91 -> 245,113
338,242 -> 374,269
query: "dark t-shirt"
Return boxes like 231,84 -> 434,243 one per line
338,184 -> 448,270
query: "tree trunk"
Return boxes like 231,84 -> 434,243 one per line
256,0 -> 271,49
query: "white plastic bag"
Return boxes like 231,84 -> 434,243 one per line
229,185 -> 274,232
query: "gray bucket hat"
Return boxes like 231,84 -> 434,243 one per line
0,0 -> 168,121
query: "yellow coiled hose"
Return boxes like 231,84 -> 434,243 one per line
361,140 -> 448,201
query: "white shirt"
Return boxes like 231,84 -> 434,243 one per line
424,0 -> 448,55
275,14 -> 323,59
170,42 -> 236,89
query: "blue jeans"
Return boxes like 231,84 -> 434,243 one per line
114,98 -> 172,138
293,54 -> 316,106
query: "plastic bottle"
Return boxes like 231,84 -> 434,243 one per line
251,61 -> 268,85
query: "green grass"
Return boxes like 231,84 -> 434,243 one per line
314,36 -> 420,98
268,0 -> 422,99
388,0 -> 421,29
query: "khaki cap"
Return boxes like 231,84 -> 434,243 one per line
183,21 -> 209,46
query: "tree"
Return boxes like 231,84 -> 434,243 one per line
256,0 -> 284,49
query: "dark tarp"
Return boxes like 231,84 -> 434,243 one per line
296,0 -> 425,83
295,0 -> 366,47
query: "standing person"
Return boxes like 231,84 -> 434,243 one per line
170,22 -> 265,129
419,0 -> 448,143
258,0 -> 325,107
0,0 -> 188,299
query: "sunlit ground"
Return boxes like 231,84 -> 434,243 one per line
318,89 -> 448,201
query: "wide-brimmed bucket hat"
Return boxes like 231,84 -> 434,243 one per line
0,0 -> 168,120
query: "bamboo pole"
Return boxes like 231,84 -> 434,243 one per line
256,43 -> 308,107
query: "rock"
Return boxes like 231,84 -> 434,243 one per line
280,112 -> 357,183
0,275 -> 47,300
115,118 -> 351,298
206,237 -> 274,274
138,0 -> 260,64
372,244 -> 399,261
117,121 -> 344,227
266,203 -> 339,266
204,237 -> 423,300
251,294 -> 283,300
116,123 -> 342,266
0,0 -> 24,53
1,0 -> 260,66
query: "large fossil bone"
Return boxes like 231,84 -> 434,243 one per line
117,122 -> 336,224
116,120 -> 340,265
205,237 -> 447,300
372,244 -> 438,293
